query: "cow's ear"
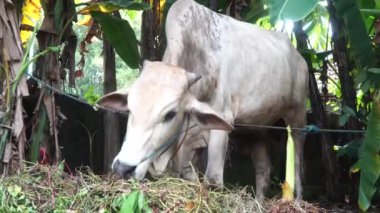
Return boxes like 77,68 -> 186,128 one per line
187,96 -> 234,131
96,89 -> 129,112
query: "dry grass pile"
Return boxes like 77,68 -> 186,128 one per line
266,198 -> 326,213
0,163 -> 263,212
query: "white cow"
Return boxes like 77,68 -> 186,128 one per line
97,0 -> 308,199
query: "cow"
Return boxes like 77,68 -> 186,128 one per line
97,0 -> 308,199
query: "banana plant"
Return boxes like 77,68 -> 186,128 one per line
78,0 -> 151,69
333,0 -> 380,211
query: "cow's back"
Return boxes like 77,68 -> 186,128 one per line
164,0 -> 308,125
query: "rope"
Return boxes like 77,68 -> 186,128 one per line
170,114 -> 191,159
234,123 -> 366,134
26,74 -> 129,116
139,115 -> 187,163
0,74 -> 366,135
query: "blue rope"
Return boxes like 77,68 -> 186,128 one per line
302,125 -> 366,134
234,123 -> 366,134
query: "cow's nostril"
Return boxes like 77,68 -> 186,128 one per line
113,160 -> 137,178
123,165 -> 137,175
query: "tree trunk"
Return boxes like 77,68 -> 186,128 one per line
32,0 -> 76,164
0,0 -> 28,175
35,1 -> 59,164
210,0 -> 218,11
327,0 -> 360,140
102,34 -> 120,173
141,0 -> 163,62
327,0 -> 361,202
294,21 -> 341,201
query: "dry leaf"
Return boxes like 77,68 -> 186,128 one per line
184,201 -> 195,211
13,93 -> 24,139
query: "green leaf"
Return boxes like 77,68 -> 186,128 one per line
83,86 -> 100,105
79,1 -> 150,14
356,98 -> 380,211
46,46 -> 61,52
120,191 -> 140,212
58,160 -> 65,173
367,67 -> 380,74
355,69 -> 368,85
269,0 -> 318,24
91,12 -> 140,69
8,185 -> 22,198
360,9 -> 380,15
243,0 -> 269,24
138,191 -> 152,213
336,139 -> 362,158
361,80 -> 372,93
316,50 -> 333,61
119,2 -> 151,11
359,0 -> 376,9
334,0 -> 376,72
339,113 -> 350,126
342,105 -> 357,117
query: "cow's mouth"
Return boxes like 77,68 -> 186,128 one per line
113,159 -> 137,179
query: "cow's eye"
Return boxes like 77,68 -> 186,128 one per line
164,111 -> 177,122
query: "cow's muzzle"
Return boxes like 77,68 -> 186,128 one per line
113,159 -> 137,178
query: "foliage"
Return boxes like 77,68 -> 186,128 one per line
243,0 -> 269,24
78,0 -> 151,14
303,4 -> 330,52
70,10 -> 141,97
268,0 -> 318,24
335,0 -> 375,68
335,139 -> 363,159
334,0 -> 378,91
91,12 -> 140,69
79,0 -> 150,69
0,184 -> 36,213
339,105 -> 358,126
266,0 -> 380,210
112,191 -> 152,213
13,45 -> 61,94
83,86 -> 100,105
352,96 -> 380,211
329,1 -> 380,211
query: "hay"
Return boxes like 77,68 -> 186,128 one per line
266,198 -> 326,213
0,163 -> 262,212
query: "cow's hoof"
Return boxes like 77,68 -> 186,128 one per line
203,178 -> 224,190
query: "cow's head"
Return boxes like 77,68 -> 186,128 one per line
97,61 -> 233,179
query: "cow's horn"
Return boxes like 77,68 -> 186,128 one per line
186,72 -> 201,88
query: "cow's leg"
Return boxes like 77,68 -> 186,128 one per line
284,106 -> 307,199
205,130 -> 228,185
174,131 -> 209,181
177,147 -> 199,181
251,136 -> 270,200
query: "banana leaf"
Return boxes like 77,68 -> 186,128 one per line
352,96 -> 380,211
